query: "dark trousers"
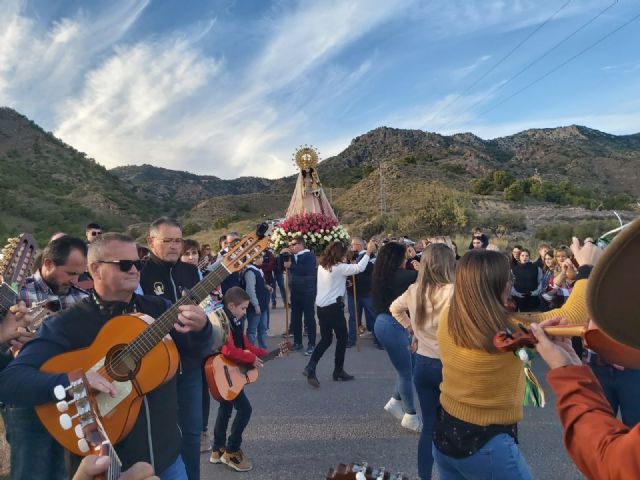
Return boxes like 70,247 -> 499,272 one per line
202,364 -> 211,431
310,301 -> 347,371
347,294 -> 375,343
272,273 -> 286,305
290,289 -> 316,347
413,354 -> 443,479
2,405 -> 65,480
177,367 -> 203,480
213,390 -> 252,453
591,364 -> 640,427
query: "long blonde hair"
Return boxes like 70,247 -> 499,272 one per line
447,250 -> 512,352
414,244 -> 455,328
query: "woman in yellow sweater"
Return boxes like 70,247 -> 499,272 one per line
389,243 -> 455,480
433,247 -> 591,480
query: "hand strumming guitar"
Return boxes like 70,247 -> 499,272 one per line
84,371 -> 117,398
253,356 -> 264,368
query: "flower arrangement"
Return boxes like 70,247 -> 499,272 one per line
270,212 -> 349,254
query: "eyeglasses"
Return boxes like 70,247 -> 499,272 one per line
98,259 -> 143,272
152,237 -> 183,245
90,231 -> 103,237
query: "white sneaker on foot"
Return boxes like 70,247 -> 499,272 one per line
383,397 -> 404,421
401,413 -> 422,433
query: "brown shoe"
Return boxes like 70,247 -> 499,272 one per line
222,449 -> 253,472
209,447 -> 225,464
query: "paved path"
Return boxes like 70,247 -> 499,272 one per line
200,304 -> 583,479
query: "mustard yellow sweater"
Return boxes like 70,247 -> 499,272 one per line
437,279 -> 588,426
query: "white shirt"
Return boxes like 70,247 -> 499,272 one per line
315,253 -> 370,307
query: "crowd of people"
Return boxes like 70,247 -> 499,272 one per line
0,219 -> 638,480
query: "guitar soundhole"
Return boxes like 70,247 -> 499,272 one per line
105,344 -> 140,381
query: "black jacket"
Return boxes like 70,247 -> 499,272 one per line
0,294 -> 210,474
139,254 -> 213,370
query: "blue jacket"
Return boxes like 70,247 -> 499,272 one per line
288,250 -> 317,294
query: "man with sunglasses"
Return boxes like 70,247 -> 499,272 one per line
139,217 -> 213,480
85,223 -> 103,244
3,235 -> 89,480
0,232 -> 212,480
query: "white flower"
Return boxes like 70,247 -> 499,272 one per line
320,229 -> 324,233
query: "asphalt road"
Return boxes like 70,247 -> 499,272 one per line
200,305 -> 583,480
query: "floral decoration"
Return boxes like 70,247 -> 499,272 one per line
270,212 -> 349,254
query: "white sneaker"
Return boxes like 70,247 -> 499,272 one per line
401,413 -> 422,433
383,397 -> 404,421
266,329 -> 274,337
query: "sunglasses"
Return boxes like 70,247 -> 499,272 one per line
90,231 -> 103,236
98,259 -> 143,272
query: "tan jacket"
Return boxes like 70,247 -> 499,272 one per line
389,283 -> 454,358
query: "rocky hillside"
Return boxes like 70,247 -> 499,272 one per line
1,106 -> 638,245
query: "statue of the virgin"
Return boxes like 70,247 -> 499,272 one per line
285,146 -> 338,222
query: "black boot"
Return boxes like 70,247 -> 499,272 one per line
332,369 -> 355,381
303,361 -> 320,388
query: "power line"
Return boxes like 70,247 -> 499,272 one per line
441,0 -> 619,128
431,0 -> 572,120
478,8 -> 640,118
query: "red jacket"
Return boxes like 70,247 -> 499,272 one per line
547,365 -> 640,480
220,330 -> 268,366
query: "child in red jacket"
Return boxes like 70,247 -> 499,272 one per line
209,287 -> 268,472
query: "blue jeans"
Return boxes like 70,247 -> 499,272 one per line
290,289 -> 316,347
591,365 -> 640,427
374,313 -> 416,414
247,310 -> 268,349
176,367 -> 203,480
413,355 -> 442,479
213,390 -> 252,452
2,405 -> 65,480
433,433 -> 532,480
347,295 -> 376,343
160,455 -> 188,480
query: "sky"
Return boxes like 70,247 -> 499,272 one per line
1,0 -> 639,179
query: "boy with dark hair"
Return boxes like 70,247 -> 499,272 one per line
209,287 -> 267,472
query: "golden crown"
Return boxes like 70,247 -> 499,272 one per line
293,145 -> 319,170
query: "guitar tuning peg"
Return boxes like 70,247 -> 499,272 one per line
53,384 -> 70,401
74,424 -> 84,439
77,438 -> 89,453
59,413 -> 73,430
56,400 -> 70,412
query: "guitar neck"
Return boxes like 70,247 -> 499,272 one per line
262,347 -> 284,363
127,263 -> 231,361
0,282 -> 17,318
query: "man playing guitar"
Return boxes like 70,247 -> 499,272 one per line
0,233 -> 212,479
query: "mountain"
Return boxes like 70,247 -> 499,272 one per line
1,106 -> 638,246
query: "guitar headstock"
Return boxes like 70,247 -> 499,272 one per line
493,323 -> 536,352
222,223 -> 270,273
326,462 -> 414,480
0,233 -> 38,286
54,370 -> 119,461
277,340 -> 292,356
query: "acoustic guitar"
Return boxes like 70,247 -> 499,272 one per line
205,340 -> 291,401
35,224 -> 270,455
326,462 -> 416,480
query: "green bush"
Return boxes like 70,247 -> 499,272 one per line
503,181 -> 525,201
183,223 -> 202,235
478,212 -> 527,234
534,219 -> 619,245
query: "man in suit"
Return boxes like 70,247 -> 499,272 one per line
283,237 -> 316,355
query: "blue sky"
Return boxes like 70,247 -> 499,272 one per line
1,0 -> 639,179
